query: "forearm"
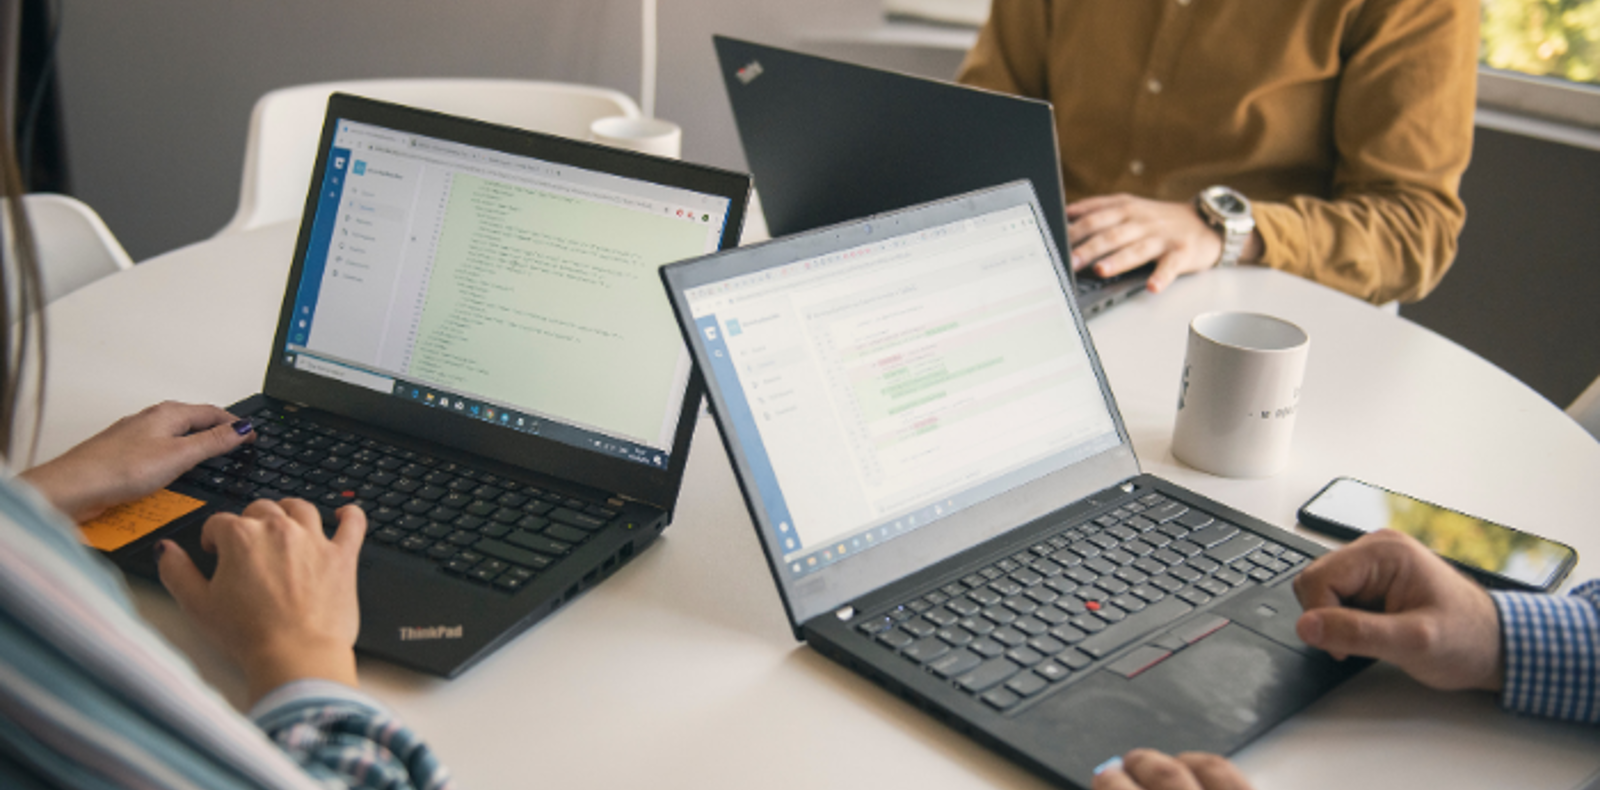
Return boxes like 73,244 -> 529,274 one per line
251,680 -> 453,790
1253,188 -> 1462,304
1491,583 -> 1600,723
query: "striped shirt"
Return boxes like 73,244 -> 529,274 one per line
1492,581 -> 1600,723
0,475 -> 453,789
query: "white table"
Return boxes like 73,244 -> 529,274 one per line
36,221 -> 1600,790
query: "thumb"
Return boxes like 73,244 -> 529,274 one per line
1297,606 -> 1412,662
156,540 -> 210,614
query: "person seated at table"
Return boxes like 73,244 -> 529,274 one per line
1,149 -> 450,786
956,0 -> 1479,304
1091,528 -> 1600,790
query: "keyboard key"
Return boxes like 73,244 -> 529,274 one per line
1027,635 -> 1066,655
969,638 -> 1005,658
1144,501 -> 1187,523
1035,661 -> 1071,682
1204,533 -> 1265,565
549,507 -> 607,530
1186,521 -> 1239,548
877,630 -> 914,650
929,649 -> 983,679
1006,671 -> 1049,697
959,617 -> 995,636
991,627 -> 1027,646
925,608 -> 959,627
544,524 -> 588,544
981,687 -> 1021,711
1048,624 -> 1087,644
1177,588 -> 1213,606
474,538 -> 554,570
902,618 -> 937,639
1013,617 -> 1048,636
936,627 -> 973,647
903,636 -> 950,664
1175,509 -> 1215,530
506,530 -> 571,556
958,658 -> 1022,693
1078,597 -> 1194,658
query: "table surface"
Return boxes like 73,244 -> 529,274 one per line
34,220 -> 1600,790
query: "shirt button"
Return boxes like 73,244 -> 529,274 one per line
1129,160 -> 1145,176
1147,78 -> 1163,94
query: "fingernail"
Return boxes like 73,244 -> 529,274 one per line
232,419 -> 254,436
152,540 -> 167,562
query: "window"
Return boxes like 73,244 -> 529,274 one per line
1482,0 -> 1600,85
1478,0 -> 1600,135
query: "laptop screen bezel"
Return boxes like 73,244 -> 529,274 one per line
262,93 -> 750,508
661,181 -> 1142,632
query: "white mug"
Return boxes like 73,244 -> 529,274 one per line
589,116 -> 683,159
1171,311 -> 1309,478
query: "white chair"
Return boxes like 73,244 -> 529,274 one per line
9,194 -> 135,304
216,78 -> 642,237
1570,375 -> 1600,441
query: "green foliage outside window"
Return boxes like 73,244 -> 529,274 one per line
1482,0 -> 1600,85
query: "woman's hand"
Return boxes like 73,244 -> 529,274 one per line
20,401 -> 253,522
1092,749 -> 1253,790
157,499 -> 367,705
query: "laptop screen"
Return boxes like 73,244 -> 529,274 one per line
283,117 -> 733,470
673,185 -> 1134,626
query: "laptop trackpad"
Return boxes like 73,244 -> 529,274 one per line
1008,621 -> 1351,784
1211,581 -> 1319,656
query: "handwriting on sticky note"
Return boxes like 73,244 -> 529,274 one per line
79,490 -> 206,552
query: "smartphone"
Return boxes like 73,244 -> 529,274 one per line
1298,477 -> 1578,592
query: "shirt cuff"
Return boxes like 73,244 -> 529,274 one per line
1492,589 -> 1600,723
248,678 -> 390,724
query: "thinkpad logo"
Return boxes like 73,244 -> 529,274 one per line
399,625 -> 464,641
736,60 -> 764,85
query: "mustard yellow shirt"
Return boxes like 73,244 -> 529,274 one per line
957,0 -> 1479,304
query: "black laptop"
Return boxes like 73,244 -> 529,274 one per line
713,35 -> 1149,318
660,181 -> 1363,788
104,94 -> 750,678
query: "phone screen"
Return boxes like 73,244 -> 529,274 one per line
1302,478 -> 1575,589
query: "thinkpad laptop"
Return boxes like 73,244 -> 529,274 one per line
660,181 -> 1363,788
102,94 -> 750,678
713,35 -> 1148,318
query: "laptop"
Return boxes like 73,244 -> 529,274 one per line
713,35 -> 1149,319
659,181 -> 1364,788
100,94 -> 751,678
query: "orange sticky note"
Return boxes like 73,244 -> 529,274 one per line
79,490 -> 206,552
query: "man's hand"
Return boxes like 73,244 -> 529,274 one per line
20,401 -> 253,522
1092,749 -> 1253,790
1294,529 -> 1503,691
1066,194 -> 1261,293
157,499 -> 366,705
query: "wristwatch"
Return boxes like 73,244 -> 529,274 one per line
1195,185 -> 1255,268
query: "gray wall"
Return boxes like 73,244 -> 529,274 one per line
55,0 -> 878,260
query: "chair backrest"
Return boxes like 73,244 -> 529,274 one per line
217,78 -> 642,237
10,193 -> 135,304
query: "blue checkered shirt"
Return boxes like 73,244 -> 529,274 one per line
1492,580 -> 1600,722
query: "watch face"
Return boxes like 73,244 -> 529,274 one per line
1213,191 -> 1246,215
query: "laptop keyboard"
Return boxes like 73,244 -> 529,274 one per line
855,492 -> 1307,712
179,408 -> 622,593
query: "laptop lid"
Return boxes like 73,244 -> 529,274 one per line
662,181 -> 1141,631
714,36 -> 1072,268
264,94 -> 751,508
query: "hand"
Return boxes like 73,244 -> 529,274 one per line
20,401 -> 253,522
1293,529 -> 1502,691
1065,195 -> 1260,293
157,499 -> 366,704
1092,749 -> 1253,790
